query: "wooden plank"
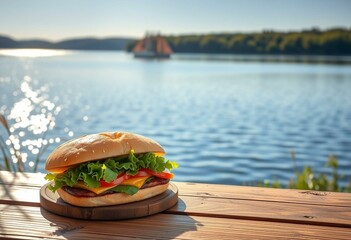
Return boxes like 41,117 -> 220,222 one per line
1,171 -> 350,207
1,182 -> 351,228
0,185 -> 40,207
1,170 -> 351,227
0,170 -> 347,208
0,171 -> 46,186
1,204 -> 351,240
176,182 -> 351,207
168,195 -> 351,228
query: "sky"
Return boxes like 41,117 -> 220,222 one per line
0,0 -> 350,41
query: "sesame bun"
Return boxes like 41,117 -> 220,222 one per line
57,183 -> 169,207
45,131 -> 165,173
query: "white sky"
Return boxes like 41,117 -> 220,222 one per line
0,0 -> 350,41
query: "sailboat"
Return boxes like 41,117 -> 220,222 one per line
133,33 -> 172,59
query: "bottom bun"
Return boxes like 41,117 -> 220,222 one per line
57,183 -> 169,207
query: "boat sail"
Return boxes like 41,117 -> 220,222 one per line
133,33 -> 172,58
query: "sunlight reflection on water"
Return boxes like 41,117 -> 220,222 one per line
0,49 -> 70,58
1,73 -> 64,171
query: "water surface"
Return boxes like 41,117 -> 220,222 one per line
1,50 -> 350,187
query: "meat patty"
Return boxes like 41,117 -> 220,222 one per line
141,177 -> 169,189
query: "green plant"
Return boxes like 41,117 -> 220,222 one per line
260,151 -> 350,192
289,150 -> 350,192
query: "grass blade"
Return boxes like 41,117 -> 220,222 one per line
0,135 -> 13,171
33,143 -> 50,172
0,114 -> 10,135
0,143 -> 11,171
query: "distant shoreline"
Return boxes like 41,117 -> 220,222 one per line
1,28 -> 351,56
171,53 -> 351,65
1,49 -> 350,65
0,35 -> 134,51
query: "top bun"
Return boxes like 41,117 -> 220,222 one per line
45,131 -> 165,173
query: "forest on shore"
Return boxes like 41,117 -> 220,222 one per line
166,28 -> 351,55
128,28 -> 351,55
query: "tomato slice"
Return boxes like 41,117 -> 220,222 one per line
132,170 -> 151,177
143,169 -> 174,179
99,173 -> 130,187
99,168 -> 173,187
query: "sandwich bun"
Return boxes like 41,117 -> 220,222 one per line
45,131 -> 172,207
45,131 -> 165,173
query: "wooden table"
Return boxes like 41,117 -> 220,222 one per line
0,171 -> 350,239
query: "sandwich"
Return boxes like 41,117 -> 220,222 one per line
44,131 -> 178,207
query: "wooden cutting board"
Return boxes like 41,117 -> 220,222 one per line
40,182 -> 178,220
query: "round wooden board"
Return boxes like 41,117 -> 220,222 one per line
40,182 -> 178,220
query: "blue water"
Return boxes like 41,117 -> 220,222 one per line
1,50 -> 351,187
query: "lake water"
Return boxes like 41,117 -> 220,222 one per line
1,50 -> 351,187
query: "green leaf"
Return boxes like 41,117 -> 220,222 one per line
165,160 -> 178,170
103,165 -> 118,183
104,158 -> 118,172
111,185 -> 139,195
44,173 -> 56,181
48,181 -> 64,192
86,162 -> 104,181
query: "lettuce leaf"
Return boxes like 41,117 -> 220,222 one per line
45,150 -> 178,192
102,164 -> 118,183
110,185 -> 139,195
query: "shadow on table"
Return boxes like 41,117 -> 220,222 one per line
40,198 -> 200,239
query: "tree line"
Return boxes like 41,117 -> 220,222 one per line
128,28 -> 351,55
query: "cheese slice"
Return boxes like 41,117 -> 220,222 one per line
74,182 -> 117,195
120,176 -> 150,189
73,176 -> 151,195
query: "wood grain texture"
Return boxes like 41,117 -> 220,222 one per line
176,182 -> 351,207
0,171 -> 46,187
40,182 -> 178,220
169,195 -> 351,228
2,171 -> 350,207
1,171 -> 351,228
1,204 -> 351,240
1,170 -> 351,240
